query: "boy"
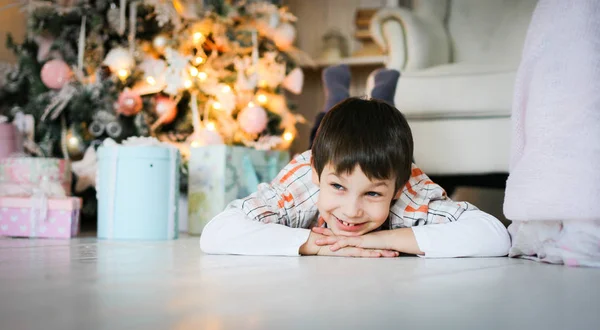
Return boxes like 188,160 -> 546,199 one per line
200,66 -> 510,258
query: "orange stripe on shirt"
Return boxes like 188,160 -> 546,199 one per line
411,168 -> 424,178
279,164 -> 310,183
405,204 -> 429,213
277,193 -> 294,208
405,181 -> 417,196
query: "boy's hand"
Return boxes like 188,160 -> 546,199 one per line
300,230 -> 398,258
312,226 -> 423,255
312,227 -> 384,252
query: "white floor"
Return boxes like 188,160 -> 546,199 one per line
0,236 -> 599,330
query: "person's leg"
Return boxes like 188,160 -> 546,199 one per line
370,68 -> 400,105
309,64 -> 351,148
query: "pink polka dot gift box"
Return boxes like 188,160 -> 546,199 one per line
0,197 -> 81,239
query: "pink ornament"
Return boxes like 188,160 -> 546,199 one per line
154,96 -> 178,124
117,90 -> 143,116
238,104 -> 268,134
41,59 -> 72,89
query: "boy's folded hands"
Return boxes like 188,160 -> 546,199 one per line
299,227 -> 399,258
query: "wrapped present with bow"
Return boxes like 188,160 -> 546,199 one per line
0,178 -> 81,239
187,145 -> 290,235
0,157 -> 72,196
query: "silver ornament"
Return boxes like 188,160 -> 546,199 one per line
89,120 -> 105,137
106,4 -> 121,32
106,121 -> 123,138
134,112 -> 150,136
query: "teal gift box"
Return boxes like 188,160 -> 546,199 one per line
187,145 -> 289,235
97,143 -> 180,240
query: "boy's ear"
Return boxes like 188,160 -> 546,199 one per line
311,165 -> 320,186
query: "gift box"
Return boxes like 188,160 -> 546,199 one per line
96,142 -> 180,240
0,157 -> 72,196
0,123 -> 18,159
0,196 -> 81,239
187,145 -> 290,235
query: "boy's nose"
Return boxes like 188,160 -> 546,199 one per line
342,199 -> 363,218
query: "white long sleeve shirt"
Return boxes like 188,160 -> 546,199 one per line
200,151 -> 511,258
200,207 -> 511,257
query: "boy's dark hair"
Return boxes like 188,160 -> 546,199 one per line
311,97 -> 414,192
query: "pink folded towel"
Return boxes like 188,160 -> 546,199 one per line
504,0 -> 600,222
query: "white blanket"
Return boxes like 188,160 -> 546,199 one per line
503,0 -> 600,221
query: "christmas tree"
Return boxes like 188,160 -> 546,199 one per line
0,0 -> 306,166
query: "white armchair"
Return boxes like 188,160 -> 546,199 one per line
367,0 -> 537,176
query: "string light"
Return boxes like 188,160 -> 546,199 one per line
146,76 -> 156,85
195,57 -> 204,65
68,136 -> 80,146
184,79 -> 193,89
193,32 -> 203,43
189,67 -> 199,77
198,72 -> 207,81
117,69 -> 129,79
191,140 -> 201,148
256,93 -> 268,105
222,85 -> 231,93
206,121 -> 216,130
283,131 -> 294,141
213,102 -> 222,110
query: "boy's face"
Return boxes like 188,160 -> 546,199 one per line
312,163 -> 401,237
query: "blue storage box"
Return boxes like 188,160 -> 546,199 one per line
97,143 -> 180,240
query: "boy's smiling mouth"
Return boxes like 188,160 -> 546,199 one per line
333,215 -> 367,232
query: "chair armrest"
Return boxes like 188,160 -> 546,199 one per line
370,7 -> 450,71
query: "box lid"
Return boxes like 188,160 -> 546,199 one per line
98,145 -> 180,160
0,196 -> 82,210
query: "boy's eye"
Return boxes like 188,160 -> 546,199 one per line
366,191 -> 382,197
330,183 -> 344,190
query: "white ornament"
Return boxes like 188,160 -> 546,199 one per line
234,56 -> 258,91
257,52 -> 286,89
165,47 -> 191,71
103,47 -> 135,72
163,48 -> 192,95
214,84 -> 237,114
282,67 -> 304,95
71,145 -> 97,193
135,58 -> 167,94
273,22 -> 296,50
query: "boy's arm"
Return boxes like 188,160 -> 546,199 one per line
199,208 -> 312,256
409,209 -> 510,258
314,209 -> 510,258
200,208 -> 399,257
